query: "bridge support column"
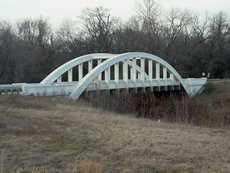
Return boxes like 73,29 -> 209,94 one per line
97,59 -> 102,81
88,60 -> 93,72
131,59 -> 136,81
57,77 -> 62,83
163,67 -> 168,90
170,73 -> 174,80
170,74 -> 175,90
68,69 -> 73,82
115,63 -> 119,82
137,73 -> 141,80
156,63 -> 160,80
141,59 -> 145,80
123,60 -> 128,81
148,60 -> 153,80
78,64 -> 83,80
105,67 -> 110,82
163,67 -> 167,79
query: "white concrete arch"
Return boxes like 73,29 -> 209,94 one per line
41,53 -> 150,85
2,52 -> 207,98
69,52 -> 191,100
41,53 -> 116,84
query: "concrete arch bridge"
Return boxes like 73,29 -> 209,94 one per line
1,52 -> 207,100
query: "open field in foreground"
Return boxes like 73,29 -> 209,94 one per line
0,92 -> 230,173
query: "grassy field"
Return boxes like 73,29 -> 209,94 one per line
0,81 -> 230,173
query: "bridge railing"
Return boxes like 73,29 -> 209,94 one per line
21,79 -> 181,97
0,84 -> 23,95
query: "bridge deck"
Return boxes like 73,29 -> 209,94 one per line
0,78 -> 207,97
22,79 -> 180,96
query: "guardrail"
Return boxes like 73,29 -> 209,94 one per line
0,84 -> 23,95
21,80 -> 181,96
0,78 -> 207,97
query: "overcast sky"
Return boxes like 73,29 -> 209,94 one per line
0,0 -> 229,26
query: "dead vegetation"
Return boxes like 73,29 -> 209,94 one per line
0,81 -> 230,173
86,80 -> 230,128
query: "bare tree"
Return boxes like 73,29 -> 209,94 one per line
17,18 -> 51,47
56,21 -> 79,54
0,5 -> 230,83
37,19 -> 52,48
163,9 -> 194,58
17,20 -> 37,45
192,14 -> 209,43
136,0 -> 161,51
81,7 -> 117,52
165,9 -> 194,45
137,0 -> 160,32
0,22 -> 13,83
206,12 -> 229,77
55,20 -> 88,62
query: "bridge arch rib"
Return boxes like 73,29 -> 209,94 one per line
60,52 -> 192,100
41,53 -> 150,85
41,53 -> 116,84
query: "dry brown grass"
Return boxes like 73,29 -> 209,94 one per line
0,81 -> 230,173
86,80 -> 230,128
76,160 -> 103,173
31,167 -> 48,173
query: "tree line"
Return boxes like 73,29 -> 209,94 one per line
0,0 -> 230,84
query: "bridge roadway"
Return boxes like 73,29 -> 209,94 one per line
21,79 -> 180,96
0,78 -> 207,97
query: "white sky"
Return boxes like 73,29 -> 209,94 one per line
0,0 -> 229,26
